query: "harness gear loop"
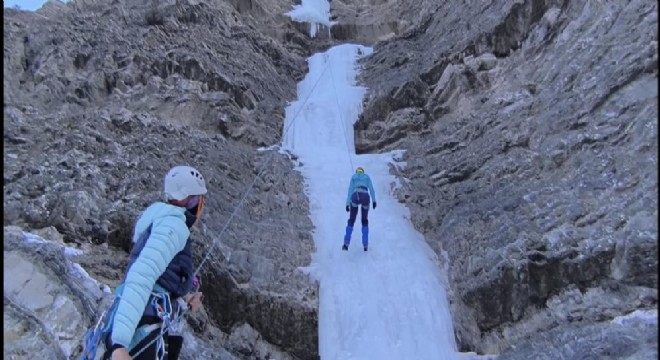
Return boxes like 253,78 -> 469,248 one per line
150,291 -> 173,326
131,291 -> 175,360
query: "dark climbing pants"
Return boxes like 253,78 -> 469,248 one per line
168,335 -> 184,360
104,331 -> 183,360
348,191 -> 370,226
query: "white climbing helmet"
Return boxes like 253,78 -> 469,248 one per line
163,165 -> 208,201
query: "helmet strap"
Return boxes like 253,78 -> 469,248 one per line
184,211 -> 197,229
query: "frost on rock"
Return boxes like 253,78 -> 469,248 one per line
71,262 -> 92,281
22,231 -> 48,244
257,144 -> 280,152
285,0 -> 335,38
5,226 -> 109,359
611,309 -> 658,326
64,246 -> 84,257
22,229 -> 105,300
72,262 -> 107,299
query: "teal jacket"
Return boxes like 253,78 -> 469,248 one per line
345,173 -> 376,206
110,202 -> 191,348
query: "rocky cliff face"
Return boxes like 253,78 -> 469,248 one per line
4,0 -> 320,358
4,0 -> 658,359
4,226 -> 297,360
327,0 -> 431,45
356,0 -> 658,356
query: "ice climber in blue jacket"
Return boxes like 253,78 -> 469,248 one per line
343,166 -> 376,251
104,165 -> 207,360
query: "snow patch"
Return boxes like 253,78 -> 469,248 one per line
297,265 -> 321,282
20,230 -> 110,301
71,262 -> 93,281
285,0 -> 335,38
51,293 -> 68,310
389,149 -> 407,162
22,231 -> 48,244
257,145 -> 280,152
611,309 -> 658,326
64,246 -> 84,257
387,149 -> 409,193
543,223 -> 572,249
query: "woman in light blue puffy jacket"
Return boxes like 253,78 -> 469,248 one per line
343,166 -> 376,251
105,165 -> 207,360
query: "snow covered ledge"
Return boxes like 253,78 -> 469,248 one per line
285,0 -> 335,38
3,226 -> 294,359
3,225 -> 112,359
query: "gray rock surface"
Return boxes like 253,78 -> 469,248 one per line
357,0 -> 658,355
498,309 -> 658,360
3,101 -> 318,357
4,225 -> 111,360
327,0 -> 436,45
3,226 -> 299,360
4,0 -> 658,358
4,0 -> 310,146
4,0 -> 319,358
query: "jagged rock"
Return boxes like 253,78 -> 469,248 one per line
3,226 -> 108,359
4,1 -> 318,358
4,0 -> 311,146
497,309 -> 658,360
5,0 -> 657,358
358,0 -> 658,355
328,0 -> 438,45
463,53 -> 497,73
3,225 -> 277,360
355,107 -> 431,153
226,322 -> 294,359
33,226 -> 67,244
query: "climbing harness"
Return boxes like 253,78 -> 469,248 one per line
78,288 -> 177,360
130,291 -> 174,360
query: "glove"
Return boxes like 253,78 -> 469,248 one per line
192,275 -> 200,291
185,292 -> 204,313
373,202 -> 377,209
111,347 -> 131,360
346,205 -> 350,212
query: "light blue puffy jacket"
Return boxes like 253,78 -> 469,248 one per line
345,173 -> 376,206
110,202 -> 190,348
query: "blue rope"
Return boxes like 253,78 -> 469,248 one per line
79,308 -> 110,359
79,296 -> 120,360
79,328 -> 100,359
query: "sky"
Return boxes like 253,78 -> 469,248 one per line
4,0 -> 49,10
284,3 -> 461,358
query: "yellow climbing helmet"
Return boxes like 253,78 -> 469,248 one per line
356,167 -> 365,174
